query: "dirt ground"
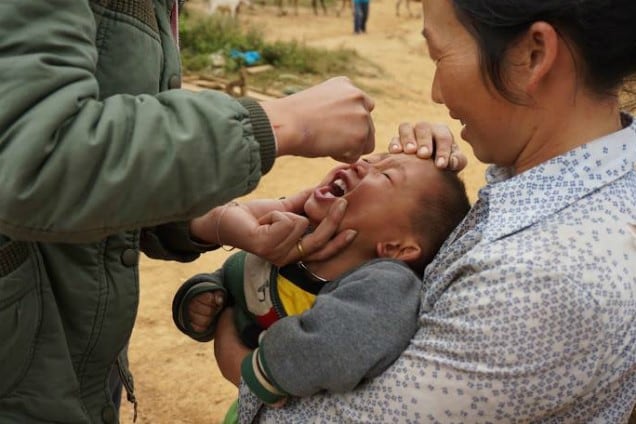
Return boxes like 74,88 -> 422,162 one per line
121,1 -> 487,422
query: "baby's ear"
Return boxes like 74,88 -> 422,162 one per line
376,241 -> 422,263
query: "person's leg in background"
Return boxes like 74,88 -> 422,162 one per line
360,1 -> 369,33
353,1 -> 363,34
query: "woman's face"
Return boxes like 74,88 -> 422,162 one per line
422,0 -> 527,166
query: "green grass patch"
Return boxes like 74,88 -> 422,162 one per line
179,12 -> 382,94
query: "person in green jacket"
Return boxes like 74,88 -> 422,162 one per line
0,1 -> 465,423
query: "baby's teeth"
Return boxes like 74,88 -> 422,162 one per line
334,179 -> 346,194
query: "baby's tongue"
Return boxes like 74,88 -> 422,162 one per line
315,184 -> 338,199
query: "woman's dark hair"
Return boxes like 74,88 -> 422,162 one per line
451,0 -> 636,104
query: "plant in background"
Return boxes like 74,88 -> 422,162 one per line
178,12 -> 381,92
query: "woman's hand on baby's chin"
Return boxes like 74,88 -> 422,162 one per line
294,197 -> 358,263
248,197 -> 357,267
241,190 -> 358,266
388,121 -> 468,171
189,191 -> 356,267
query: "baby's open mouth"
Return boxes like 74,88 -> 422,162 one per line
315,170 -> 354,200
329,178 -> 347,197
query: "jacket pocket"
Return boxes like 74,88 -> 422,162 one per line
0,241 -> 41,397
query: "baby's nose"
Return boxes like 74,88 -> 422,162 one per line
353,160 -> 370,177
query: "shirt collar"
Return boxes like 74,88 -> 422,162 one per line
480,115 -> 636,242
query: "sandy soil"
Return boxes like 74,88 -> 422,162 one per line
121,2 -> 487,422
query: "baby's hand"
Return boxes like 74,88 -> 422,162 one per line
188,291 -> 225,333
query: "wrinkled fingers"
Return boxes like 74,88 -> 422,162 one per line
255,211 -> 308,266
297,198 -> 356,262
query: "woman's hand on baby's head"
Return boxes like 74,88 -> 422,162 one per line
388,121 -> 467,171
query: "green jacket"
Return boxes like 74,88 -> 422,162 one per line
0,0 -> 276,423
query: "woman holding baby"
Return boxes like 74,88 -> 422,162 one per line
213,0 -> 636,422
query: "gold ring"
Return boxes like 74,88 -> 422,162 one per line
296,239 -> 305,257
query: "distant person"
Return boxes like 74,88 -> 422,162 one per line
353,0 -> 370,34
173,153 -> 470,422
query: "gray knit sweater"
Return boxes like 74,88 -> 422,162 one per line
247,259 -> 422,399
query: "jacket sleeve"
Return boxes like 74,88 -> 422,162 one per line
0,0 -> 276,243
140,221 -> 216,262
240,260 -> 422,402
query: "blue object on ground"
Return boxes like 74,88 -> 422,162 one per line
230,49 -> 262,66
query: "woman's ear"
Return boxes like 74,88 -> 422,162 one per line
376,240 -> 422,263
514,21 -> 559,94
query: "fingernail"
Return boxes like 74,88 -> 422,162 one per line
338,199 -> 347,213
406,142 -> 416,151
418,146 -> 429,157
345,230 -> 357,242
436,157 -> 447,167
215,294 -> 224,306
389,143 -> 401,152
450,156 -> 458,170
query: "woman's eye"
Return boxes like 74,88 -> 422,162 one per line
382,172 -> 391,180
362,158 -> 370,163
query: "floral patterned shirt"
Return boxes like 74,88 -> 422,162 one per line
240,116 -> 636,423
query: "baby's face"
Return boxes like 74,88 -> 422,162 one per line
304,153 -> 440,248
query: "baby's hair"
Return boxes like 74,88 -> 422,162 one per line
409,170 -> 471,275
